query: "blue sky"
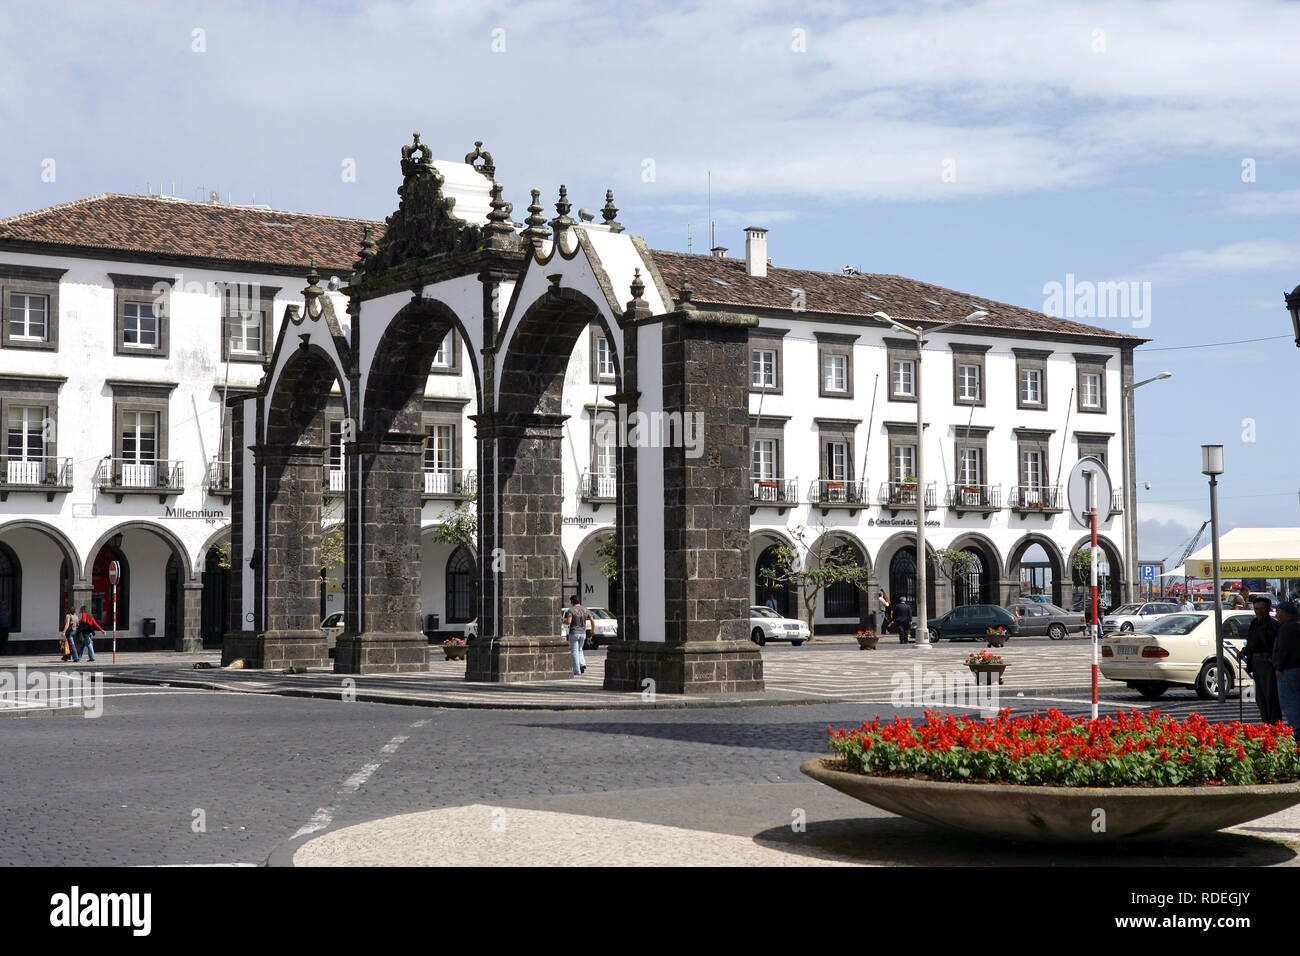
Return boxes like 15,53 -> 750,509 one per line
2,0 -> 1297,565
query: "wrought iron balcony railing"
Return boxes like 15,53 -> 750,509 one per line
205,457 -> 233,496
947,483 -> 1001,513
880,480 -> 938,509
809,479 -> 866,509
580,470 -> 617,503
424,467 -> 476,499
0,456 -> 72,501
94,458 -> 184,502
1110,489 -> 1124,515
1008,484 -> 1064,512
750,477 -> 799,505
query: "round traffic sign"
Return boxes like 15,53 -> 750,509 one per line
1066,456 -> 1113,527
108,560 -> 120,585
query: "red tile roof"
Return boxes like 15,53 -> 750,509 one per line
650,249 -> 1148,344
0,194 -> 384,274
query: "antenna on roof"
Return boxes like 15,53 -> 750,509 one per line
707,170 -> 713,252
687,220 -> 692,254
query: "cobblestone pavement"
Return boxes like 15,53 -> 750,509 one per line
2,638 -> 1110,711
2,677 -> 1295,867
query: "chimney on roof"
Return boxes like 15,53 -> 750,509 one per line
744,227 -> 768,278
710,245 -> 727,258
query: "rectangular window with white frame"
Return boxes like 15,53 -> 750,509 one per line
892,443 -> 916,482
825,441 -> 849,481
122,302 -> 160,349
1081,372 -> 1101,408
0,264 -> 64,351
823,353 -> 848,393
596,335 -> 616,380
1074,353 -> 1110,413
752,438 -> 777,481
432,332 -> 453,368
892,359 -> 915,398
816,332 -> 857,399
6,405 -> 46,483
751,349 -> 777,389
8,294 -> 48,341
228,310 -> 263,355
958,447 -> 983,487
957,363 -> 981,402
425,424 -> 455,471
1020,367 -> 1042,405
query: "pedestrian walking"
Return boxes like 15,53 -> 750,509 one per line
1272,602 -> 1300,740
893,597 -> 912,644
1178,594 -> 1195,612
764,595 -> 779,613
60,605 -> 78,662
1243,596 -> 1282,724
562,595 -> 589,676
877,589 -> 890,634
75,605 -> 106,662
1231,587 -> 1248,611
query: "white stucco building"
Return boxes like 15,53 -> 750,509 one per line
0,188 -> 1145,652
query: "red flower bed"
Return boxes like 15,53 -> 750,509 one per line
827,709 -> 1300,787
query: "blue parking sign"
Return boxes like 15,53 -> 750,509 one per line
1141,565 -> 1155,580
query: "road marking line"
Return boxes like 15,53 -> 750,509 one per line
380,735 -> 409,753
291,807 -> 334,840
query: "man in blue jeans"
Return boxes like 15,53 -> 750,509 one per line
563,595 -> 589,676
1272,602 -> 1300,739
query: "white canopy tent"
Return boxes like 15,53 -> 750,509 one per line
1161,528 -> 1300,580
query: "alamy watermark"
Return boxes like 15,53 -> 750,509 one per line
891,664 -> 1000,712
1042,273 -> 1151,329
592,407 -> 704,458
0,665 -> 103,717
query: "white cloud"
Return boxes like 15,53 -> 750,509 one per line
1123,239 -> 1300,285
1215,191 -> 1300,217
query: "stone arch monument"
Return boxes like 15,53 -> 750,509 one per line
224,134 -> 763,694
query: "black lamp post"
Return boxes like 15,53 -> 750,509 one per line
1286,285 -> 1300,347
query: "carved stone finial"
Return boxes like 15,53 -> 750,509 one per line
400,132 -> 433,179
483,182 -> 517,250
550,184 -> 575,234
630,268 -> 645,301
464,140 -> 495,180
677,274 -> 694,309
601,189 -> 623,233
303,262 -> 325,318
520,187 -> 551,249
352,224 -> 378,272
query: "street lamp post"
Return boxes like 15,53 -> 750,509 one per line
1201,444 -> 1226,703
870,309 -> 988,648
1285,285 -> 1300,347
1120,372 -> 1172,603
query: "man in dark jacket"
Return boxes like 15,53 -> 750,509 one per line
1243,597 -> 1281,724
1271,602 -> 1300,739
893,598 -> 913,644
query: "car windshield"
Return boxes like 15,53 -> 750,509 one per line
1041,604 -> 1068,615
323,613 -> 343,626
1142,614 -> 1206,636
1111,604 -> 1142,616
751,607 -> 780,618
587,608 -> 613,619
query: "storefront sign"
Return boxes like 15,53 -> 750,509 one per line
1189,559 -> 1300,577
163,506 -> 228,519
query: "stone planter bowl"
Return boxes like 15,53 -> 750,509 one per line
985,630 -> 1010,648
855,634 -> 880,651
801,757 -> 1300,843
443,644 -> 468,661
967,662 -> 1005,684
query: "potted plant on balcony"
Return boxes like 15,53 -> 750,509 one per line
442,636 -> 468,661
854,629 -> 879,650
984,625 -> 1010,648
899,473 -> 918,493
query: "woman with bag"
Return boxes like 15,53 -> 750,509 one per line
76,605 -> 106,662
61,605 -> 79,662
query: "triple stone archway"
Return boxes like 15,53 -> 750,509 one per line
222,135 -> 763,694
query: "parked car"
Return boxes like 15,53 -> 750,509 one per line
1019,593 -> 1051,604
1101,611 -> 1253,700
1100,601 -> 1180,634
584,606 -> 619,649
322,611 -> 345,654
749,606 -> 809,646
1009,602 -> 1087,640
927,604 -> 1019,642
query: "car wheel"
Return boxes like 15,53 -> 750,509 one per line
1134,682 -> 1167,700
751,627 -> 766,647
1120,622 -> 1133,632
1048,623 -> 1066,641
927,628 -> 940,643
791,640 -> 804,647
1195,661 -> 1232,700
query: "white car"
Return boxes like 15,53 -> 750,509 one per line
1101,610 -> 1252,700
583,607 -> 619,649
322,611 -> 345,652
1100,601 -> 1180,635
749,606 -> 809,646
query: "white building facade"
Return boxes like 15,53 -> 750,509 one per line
0,191 -> 1144,652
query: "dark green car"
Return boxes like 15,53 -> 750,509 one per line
927,604 -> 1019,642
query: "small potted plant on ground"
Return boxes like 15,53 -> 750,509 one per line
854,629 -> 879,650
442,636 -> 468,661
966,649 -> 1006,684
984,624 -> 1010,648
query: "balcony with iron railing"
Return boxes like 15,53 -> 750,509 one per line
424,467 -> 476,501
1008,484 -> 1064,518
1109,489 -> 1124,516
94,457 -> 184,503
880,480 -> 938,516
809,479 -> 867,514
205,458 -> 233,498
325,466 -> 345,495
750,477 -> 799,514
0,456 -> 73,502
580,470 -> 617,507
946,482 -> 1002,517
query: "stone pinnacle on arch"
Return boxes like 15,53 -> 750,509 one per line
601,190 -> 623,233
520,188 -> 551,250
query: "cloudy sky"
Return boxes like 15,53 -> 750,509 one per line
2,0 -> 1297,565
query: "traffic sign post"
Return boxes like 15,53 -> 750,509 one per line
108,560 -> 119,664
